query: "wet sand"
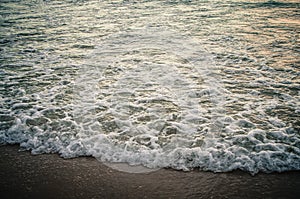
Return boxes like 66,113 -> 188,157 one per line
0,145 -> 299,199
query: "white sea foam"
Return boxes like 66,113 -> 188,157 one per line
1,0 -> 299,175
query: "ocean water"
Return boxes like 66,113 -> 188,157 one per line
0,0 -> 299,174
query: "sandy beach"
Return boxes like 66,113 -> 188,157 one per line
0,145 -> 299,199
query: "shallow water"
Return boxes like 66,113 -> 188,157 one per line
0,0 -> 299,174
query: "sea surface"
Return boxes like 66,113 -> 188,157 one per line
0,0 -> 299,174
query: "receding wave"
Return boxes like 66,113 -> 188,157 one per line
0,0 -> 299,175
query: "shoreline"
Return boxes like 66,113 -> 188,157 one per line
1,145 -> 299,199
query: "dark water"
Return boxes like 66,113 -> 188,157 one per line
0,0 -> 299,174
